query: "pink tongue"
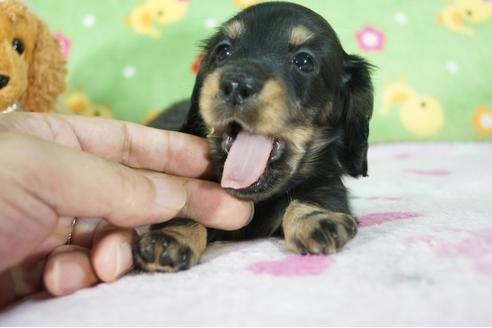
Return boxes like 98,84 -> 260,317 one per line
221,131 -> 274,189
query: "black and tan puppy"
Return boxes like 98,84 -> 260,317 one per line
134,2 -> 373,272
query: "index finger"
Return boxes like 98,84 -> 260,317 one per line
0,113 -> 211,178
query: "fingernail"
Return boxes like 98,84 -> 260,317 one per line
148,176 -> 187,211
114,242 -> 133,280
246,202 -> 255,225
51,261 -> 60,294
57,262 -> 85,295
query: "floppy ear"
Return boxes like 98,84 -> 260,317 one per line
337,54 -> 374,178
22,19 -> 66,112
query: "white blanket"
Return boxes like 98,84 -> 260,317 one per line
1,143 -> 491,326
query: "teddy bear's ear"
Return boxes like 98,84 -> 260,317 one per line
1,0 -> 26,22
21,20 -> 66,112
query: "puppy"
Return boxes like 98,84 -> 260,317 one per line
134,2 -> 373,272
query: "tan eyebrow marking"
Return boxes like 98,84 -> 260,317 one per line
289,25 -> 314,47
224,20 -> 245,39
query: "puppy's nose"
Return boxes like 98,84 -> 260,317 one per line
220,74 -> 261,106
0,75 -> 10,90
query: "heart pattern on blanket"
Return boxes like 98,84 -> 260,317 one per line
366,196 -> 402,200
406,169 -> 451,176
407,227 -> 492,275
358,211 -> 420,227
248,255 -> 333,276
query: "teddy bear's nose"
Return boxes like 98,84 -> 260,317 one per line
0,75 -> 10,89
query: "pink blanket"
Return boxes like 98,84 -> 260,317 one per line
1,143 -> 491,325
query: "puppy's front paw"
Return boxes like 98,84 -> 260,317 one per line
282,201 -> 357,255
133,231 -> 196,272
133,219 -> 207,273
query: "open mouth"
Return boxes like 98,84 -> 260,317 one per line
219,121 -> 285,190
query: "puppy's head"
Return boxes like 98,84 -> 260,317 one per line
191,2 -> 373,202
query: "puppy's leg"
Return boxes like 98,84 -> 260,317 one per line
282,200 -> 357,255
133,219 -> 207,272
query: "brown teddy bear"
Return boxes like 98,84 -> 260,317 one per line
0,0 -> 66,114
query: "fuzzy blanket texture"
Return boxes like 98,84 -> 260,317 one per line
1,142 -> 491,326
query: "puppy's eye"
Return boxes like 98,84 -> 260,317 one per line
215,44 -> 232,62
293,52 -> 315,72
12,38 -> 25,55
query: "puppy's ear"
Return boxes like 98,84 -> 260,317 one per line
337,54 -> 373,177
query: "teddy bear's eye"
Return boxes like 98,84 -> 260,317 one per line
12,38 -> 25,55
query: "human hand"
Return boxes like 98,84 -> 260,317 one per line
0,113 -> 252,308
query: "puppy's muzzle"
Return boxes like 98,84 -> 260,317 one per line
0,75 -> 10,90
219,64 -> 266,107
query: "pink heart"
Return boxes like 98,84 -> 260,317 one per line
407,228 -> 492,275
358,212 -> 420,227
248,255 -> 333,276
407,169 -> 451,176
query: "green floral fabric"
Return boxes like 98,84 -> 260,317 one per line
25,0 -> 492,142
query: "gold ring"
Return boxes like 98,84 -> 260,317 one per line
66,217 -> 78,245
